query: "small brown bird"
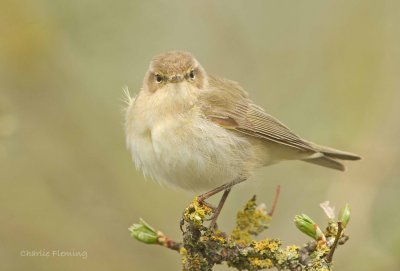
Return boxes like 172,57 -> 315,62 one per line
125,51 -> 360,227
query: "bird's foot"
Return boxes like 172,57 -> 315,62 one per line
180,198 -> 217,232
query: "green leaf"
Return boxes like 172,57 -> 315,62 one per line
294,214 -> 325,242
338,204 -> 351,228
129,218 -> 158,244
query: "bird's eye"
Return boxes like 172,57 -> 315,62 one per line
155,74 -> 163,83
189,70 -> 195,80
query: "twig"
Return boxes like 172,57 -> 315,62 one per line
131,194 -> 350,270
268,185 -> 281,216
326,221 -> 343,263
157,231 -> 182,252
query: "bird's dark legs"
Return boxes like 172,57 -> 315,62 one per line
198,177 -> 246,229
198,177 -> 246,203
208,188 -> 231,229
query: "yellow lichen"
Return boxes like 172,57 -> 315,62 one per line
180,247 -> 187,256
185,254 -> 203,270
324,221 -> 339,238
231,197 -> 270,245
273,245 -> 300,265
180,247 -> 188,266
311,260 -> 331,271
286,245 -> 299,253
183,197 -> 213,226
231,228 -> 252,246
249,257 -> 273,269
316,243 -> 329,254
253,239 -> 281,254
210,234 -> 226,244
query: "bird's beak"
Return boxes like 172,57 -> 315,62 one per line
169,74 -> 183,83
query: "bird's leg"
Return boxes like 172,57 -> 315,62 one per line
198,177 -> 246,228
208,188 -> 231,229
204,188 -> 231,221
197,177 -> 246,203
198,200 -> 218,212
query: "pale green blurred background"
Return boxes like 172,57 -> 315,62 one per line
1,0 -> 399,270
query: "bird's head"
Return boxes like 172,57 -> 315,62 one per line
144,51 -> 207,94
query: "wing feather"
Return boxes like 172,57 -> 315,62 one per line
200,75 -> 316,152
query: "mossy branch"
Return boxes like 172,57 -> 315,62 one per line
129,192 -> 350,271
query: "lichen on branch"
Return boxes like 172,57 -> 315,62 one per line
130,195 -> 350,271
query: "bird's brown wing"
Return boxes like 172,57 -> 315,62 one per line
199,75 -> 316,152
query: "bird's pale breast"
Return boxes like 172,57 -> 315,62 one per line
126,102 -> 268,192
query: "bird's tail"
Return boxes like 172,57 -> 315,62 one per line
302,144 -> 361,171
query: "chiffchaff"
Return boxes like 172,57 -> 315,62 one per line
125,51 -> 360,227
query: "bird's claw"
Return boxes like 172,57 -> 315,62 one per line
180,198 -> 218,232
197,198 -> 217,212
